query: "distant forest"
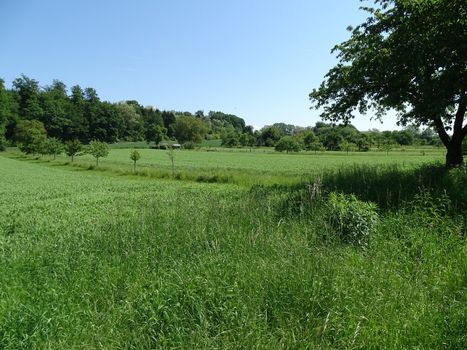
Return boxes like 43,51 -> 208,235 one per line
0,75 -> 441,152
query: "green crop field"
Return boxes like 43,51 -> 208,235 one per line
77,148 -> 444,174
26,147 -> 445,187
0,151 -> 465,349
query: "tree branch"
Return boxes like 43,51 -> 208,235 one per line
433,117 -> 451,147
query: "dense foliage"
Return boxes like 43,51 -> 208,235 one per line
310,0 -> 467,166
0,75 -> 444,156
325,192 -> 378,248
0,75 -> 252,148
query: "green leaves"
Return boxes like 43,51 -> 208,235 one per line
310,0 -> 467,165
64,139 -> 83,162
274,136 -> 303,153
86,140 -> 109,166
173,116 -> 208,144
325,192 -> 379,248
130,149 -> 141,171
44,137 -> 64,159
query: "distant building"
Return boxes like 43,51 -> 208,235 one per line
159,142 -> 181,149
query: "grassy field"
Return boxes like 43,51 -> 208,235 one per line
0,151 -> 465,349
81,148 -> 444,173
34,147 -> 446,187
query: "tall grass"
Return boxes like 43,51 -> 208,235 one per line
0,154 -> 465,348
317,163 -> 467,210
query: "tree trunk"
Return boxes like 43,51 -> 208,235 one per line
433,112 -> 465,168
445,141 -> 464,168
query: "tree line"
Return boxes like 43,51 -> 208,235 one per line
0,75 -> 251,150
0,75 -> 442,155
223,121 -> 440,153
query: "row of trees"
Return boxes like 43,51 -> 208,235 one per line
221,121 -> 440,152
1,74 -> 443,155
12,121 -> 109,165
12,127 -> 177,176
0,75 -> 251,148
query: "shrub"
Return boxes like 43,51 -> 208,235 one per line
325,192 -> 378,248
275,136 -> 303,153
183,141 -> 197,149
0,135 -> 6,151
404,189 -> 461,233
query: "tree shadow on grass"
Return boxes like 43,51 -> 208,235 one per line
252,163 -> 466,214
318,163 -> 466,211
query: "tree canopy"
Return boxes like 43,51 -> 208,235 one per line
173,116 -> 208,144
310,0 -> 467,166
0,75 -> 253,148
0,74 -> 445,154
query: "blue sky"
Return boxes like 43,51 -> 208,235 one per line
0,0 -> 400,130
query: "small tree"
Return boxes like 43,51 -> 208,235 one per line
275,136 -> 303,153
303,131 -> 317,150
87,140 -> 109,167
21,135 -> 47,156
65,139 -> 83,162
340,140 -> 357,155
379,141 -> 395,155
145,125 -> 167,146
309,140 -> 325,154
130,149 -> 141,172
356,137 -> 370,152
239,133 -> 254,147
46,137 -> 64,160
221,129 -> 240,148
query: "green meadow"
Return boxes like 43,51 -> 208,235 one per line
0,150 -> 465,349
81,147 -> 444,174
27,147 -> 445,187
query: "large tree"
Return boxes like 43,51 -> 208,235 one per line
40,80 -> 71,139
173,115 -> 208,144
12,75 -> 43,120
14,119 -> 48,155
310,0 -> 467,166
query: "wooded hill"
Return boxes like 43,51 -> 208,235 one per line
0,75 -> 441,152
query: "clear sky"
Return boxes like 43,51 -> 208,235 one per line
0,0 -> 401,131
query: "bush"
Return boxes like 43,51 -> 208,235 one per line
183,141 -> 197,149
325,192 -> 378,248
0,135 -> 6,151
275,136 -> 303,153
